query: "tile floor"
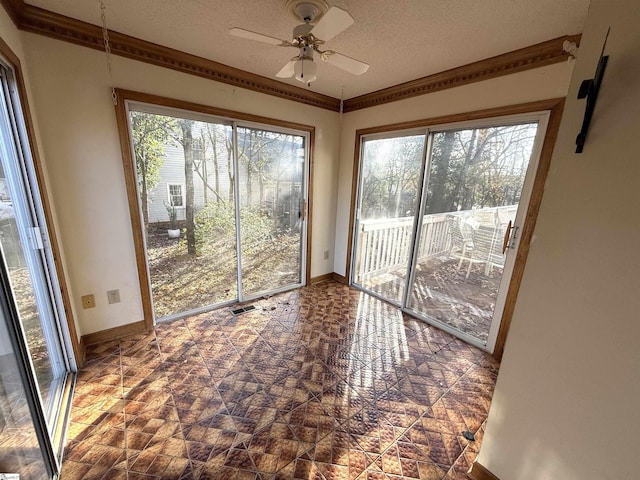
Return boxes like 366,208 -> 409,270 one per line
61,281 -> 499,479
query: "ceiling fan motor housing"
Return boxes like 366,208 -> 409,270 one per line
293,23 -> 314,38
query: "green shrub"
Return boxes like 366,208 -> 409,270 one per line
194,202 -> 273,256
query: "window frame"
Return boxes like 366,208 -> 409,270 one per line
167,183 -> 185,208
347,99 -> 565,360
114,89 -> 315,330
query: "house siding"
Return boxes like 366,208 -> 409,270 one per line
147,132 -> 234,224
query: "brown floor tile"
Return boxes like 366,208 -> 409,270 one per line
63,281 -> 498,479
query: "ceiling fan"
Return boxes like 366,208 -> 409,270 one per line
230,0 -> 369,86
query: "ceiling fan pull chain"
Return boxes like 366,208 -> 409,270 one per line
100,1 -> 117,105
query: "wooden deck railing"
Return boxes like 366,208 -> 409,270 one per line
354,206 -> 518,281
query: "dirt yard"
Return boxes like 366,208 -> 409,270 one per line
146,226 -> 300,318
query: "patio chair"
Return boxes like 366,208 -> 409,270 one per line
495,207 -> 517,229
473,209 -> 499,226
446,215 -> 473,269
461,225 -> 505,278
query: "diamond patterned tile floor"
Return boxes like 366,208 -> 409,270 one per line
61,281 -> 499,479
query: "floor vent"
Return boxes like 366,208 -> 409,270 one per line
231,305 -> 256,315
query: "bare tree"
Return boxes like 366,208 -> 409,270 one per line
360,136 -> 423,219
237,128 -> 280,207
176,120 -> 197,254
193,128 -> 226,205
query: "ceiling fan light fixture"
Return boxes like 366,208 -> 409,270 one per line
294,57 -> 317,84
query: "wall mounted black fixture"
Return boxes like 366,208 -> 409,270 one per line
576,28 -> 610,153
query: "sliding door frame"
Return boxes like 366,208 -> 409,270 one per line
114,89 -> 315,328
233,121 -> 310,302
0,37 -> 80,365
347,99 -> 565,359
0,36 -> 79,474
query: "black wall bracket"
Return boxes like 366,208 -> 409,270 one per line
575,28 -> 610,153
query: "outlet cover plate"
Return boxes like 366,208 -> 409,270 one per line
81,294 -> 95,309
107,289 -> 121,304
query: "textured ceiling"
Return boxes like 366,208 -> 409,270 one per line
25,0 -> 590,99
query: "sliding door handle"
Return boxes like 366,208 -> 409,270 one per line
300,199 -> 307,221
502,221 -> 520,253
502,221 -> 512,254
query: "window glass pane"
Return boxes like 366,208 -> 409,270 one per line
128,105 -> 309,318
0,62 -> 72,473
130,110 -> 238,318
352,134 -> 425,304
236,127 -> 306,297
408,123 -> 538,343
0,310 -> 49,479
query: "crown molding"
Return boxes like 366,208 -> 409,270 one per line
1,0 -> 579,114
343,34 -> 581,112
5,1 -> 341,111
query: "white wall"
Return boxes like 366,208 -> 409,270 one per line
21,34 -> 340,336
476,1 -> 640,479
334,62 -> 576,276
0,7 -> 22,59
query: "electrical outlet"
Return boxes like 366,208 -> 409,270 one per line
81,294 -> 95,309
323,250 -> 330,260
107,289 -> 121,304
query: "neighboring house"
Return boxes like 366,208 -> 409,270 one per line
146,127 -> 304,230
146,137 -> 233,224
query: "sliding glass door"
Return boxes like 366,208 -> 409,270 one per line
352,114 -> 548,350
0,61 -> 75,477
126,105 -> 309,321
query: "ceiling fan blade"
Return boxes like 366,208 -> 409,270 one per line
310,7 -> 354,41
229,28 -> 284,46
276,60 -> 296,78
324,52 -> 369,75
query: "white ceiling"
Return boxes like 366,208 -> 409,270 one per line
26,0 -> 591,99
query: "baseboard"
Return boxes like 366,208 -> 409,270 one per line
468,462 -> 501,480
331,272 -> 348,284
310,273 -> 334,284
310,272 -> 349,285
77,336 -> 86,368
81,320 -> 147,346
